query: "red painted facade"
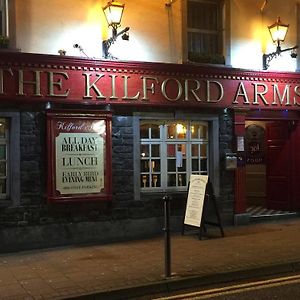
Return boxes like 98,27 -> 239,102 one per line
1,52 -> 300,111
1,51 -> 300,217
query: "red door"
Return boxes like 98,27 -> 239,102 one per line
266,121 -> 291,210
291,121 -> 300,210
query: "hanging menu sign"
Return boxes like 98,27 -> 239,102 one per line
47,111 -> 112,203
184,175 -> 208,227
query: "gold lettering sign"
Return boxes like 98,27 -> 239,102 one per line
18,69 -> 42,96
47,71 -> 70,97
0,65 -> 299,110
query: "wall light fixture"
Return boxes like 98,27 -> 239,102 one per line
102,1 -> 130,59
263,17 -> 298,70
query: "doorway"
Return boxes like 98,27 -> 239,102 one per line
245,120 -> 300,217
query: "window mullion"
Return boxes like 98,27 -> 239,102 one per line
161,125 -> 168,189
186,136 -> 192,183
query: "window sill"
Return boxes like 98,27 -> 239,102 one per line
0,47 -> 21,52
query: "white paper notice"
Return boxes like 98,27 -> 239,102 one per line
184,175 -> 208,227
176,151 -> 183,168
237,136 -> 244,151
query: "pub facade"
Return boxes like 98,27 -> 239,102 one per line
0,52 -> 299,251
0,0 -> 300,251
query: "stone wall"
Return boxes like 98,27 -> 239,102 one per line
0,110 -> 235,251
111,116 -> 135,204
218,110 -> 235,224
20,112 -> 46,206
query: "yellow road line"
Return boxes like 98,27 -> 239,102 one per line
154,274 -> 300,300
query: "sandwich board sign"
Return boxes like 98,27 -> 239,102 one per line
184,174 -> 208,227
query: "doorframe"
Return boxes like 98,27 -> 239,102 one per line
233,109 -> 300,225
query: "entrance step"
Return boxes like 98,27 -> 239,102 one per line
247,205 -> 299,222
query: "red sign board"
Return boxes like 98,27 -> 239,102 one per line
0,52 -> 300,110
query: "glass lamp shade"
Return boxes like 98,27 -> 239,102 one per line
268,17 -> 289,44
103,1 -> 125,27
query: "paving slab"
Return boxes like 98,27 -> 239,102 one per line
0,219 -> 300,299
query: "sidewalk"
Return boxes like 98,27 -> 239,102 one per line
1,218 -> 300,300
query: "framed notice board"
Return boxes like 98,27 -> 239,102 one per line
47,111 -> 112,203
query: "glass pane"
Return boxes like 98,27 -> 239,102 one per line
151,124 -> 160,138
192,159 -> 199,171
141,174 -> 149,188
178,174 -> 186,186
168,159 -> 176,172
152,159 -> 160,172
141,160 -> 149,172
140,124 -> 149,139
188,1 -> 218,31
0,145 -> 6,160
177,144 -> 186,155
0,178 -> 6,193
188,32 -> 219,54
167,144 -> 176,157
141,144 -> 149,157
201,158 -> 207,171
152,174 -> 160,187
151,144 -> 160,157
176,123 -> 187,139
200,144 -> 207,156
191,124 -> 199,139
0,162 -> 6,176
191,144 -> 199,156
148,160 -> 155,171
0,118 -> 7,139
177,159 -> 186,172
168,174 -> 176,187
167,124 -> 176,139
200,125 -> 208,139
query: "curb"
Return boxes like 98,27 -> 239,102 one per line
64,261 -> 300,300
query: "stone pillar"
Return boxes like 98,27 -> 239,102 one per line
233,110 -> 248,222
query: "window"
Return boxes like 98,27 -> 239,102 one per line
140,120 -> 209,191
187,0 -> 224,64
0,112 -> 20,206
0,118 -> 8,199
0,0 -> 8,36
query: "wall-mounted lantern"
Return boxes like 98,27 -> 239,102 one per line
102,1 -> 130,59
263,17 -> 298,70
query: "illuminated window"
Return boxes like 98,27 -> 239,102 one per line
140,120 -> 209,191
187,0 -> 224,64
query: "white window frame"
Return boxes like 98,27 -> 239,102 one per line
0,118 -> 9,199
133,112 -> 220,199
140,120 -> 209,191
0,112 -> 20,207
